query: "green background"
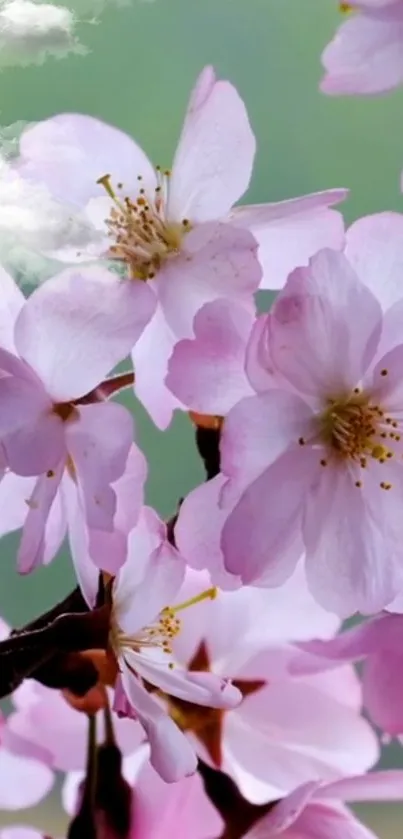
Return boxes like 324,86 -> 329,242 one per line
0,0 -> 402,833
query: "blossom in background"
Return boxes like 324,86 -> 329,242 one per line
0,618 -> 54,812
291,607 -> 403,738
110,508 -> 242,781
0,0 -> 82,68
63,755 -> 223,839
164,567 -> 378,804
321,0 -> 403,96
12,65 -> 346,426
0,263 -> 153,578
175,245 -> 403,616
245,770 -> 403,839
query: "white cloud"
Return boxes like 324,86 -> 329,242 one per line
0,0 -> 85,67
0,149 -> 103,286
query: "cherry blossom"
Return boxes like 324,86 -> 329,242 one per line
12,66 -> 347,427
63,755 -> 223,839
290,609 -> 403,737
0,264 -> 151,580
3,680 -> 144,776
0,443 -> 147,603
321,1 -> 403,96
176,247 -> 403,615
163,567 -> 378,804
109,508 -> 242,782
245,770 -> 403,839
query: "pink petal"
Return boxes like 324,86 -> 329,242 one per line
18,113 -> 157,207
269,249 -> 382,397
113,507 -> 186,636
2,408 -> 65,477
158,222 -> 260,338
304,465 -> 403,616
168,69 -> 255,223
0,473 -> 36,538
370,343 -> 403,412
362,650 -> 403,734
131,304 -> 182,430
231,192 -> 346,290
220,390 -> 314,488
166,299 -> 254,414
245,314 -> 280,393
132,760 -> 223,839
119,657 -> 197,782
292,614 -> 402,675
17,462 -> 64,574
345,213 -> 403,311
237,678 -> 378,781
321,7 -> 403,96
291,803 -> 377,839
15,265 -> 155,401
66,401 -> 133,531
319,770 -> 403,802
61,474 -> 100,607
222,446 -> 318,585
174,475 -> 243,589
0,749 -> 53,809
134,654 -> 242,709
245,781 -> 320,835
0,265 -> 25,353
86,442 -> 147,574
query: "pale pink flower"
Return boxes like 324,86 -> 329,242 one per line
14,66 -> 346,426
0,618 -> 54,811
63,754 -> 223,839
176,246 -> 403,615
291,610 -> 403,737
4,679 -> 144,774
0,265 -> 149,583
245,770 -> 403,839
0,711 -> 54,810
0,443 -> 146,603
109,508 -> 242,782
321,1 -> 403,96
157,567 -> 379,804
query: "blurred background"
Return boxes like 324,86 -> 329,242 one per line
0,0 -> 402,834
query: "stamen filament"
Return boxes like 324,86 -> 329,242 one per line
163,587 -> 218,616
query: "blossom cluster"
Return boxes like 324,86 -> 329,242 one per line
1,20 -> 403,839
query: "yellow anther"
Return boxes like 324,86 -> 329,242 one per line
371,445 -> 388,460
97,173 -> 117,200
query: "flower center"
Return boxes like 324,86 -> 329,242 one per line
306,379 -> 402,490
110,587 -> 217,663
97,171 -> 191,280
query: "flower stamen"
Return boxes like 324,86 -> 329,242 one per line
97,169 -> 190,280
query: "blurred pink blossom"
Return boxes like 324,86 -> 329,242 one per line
165,568 -> 378,804
321,1 -> 403,96
291,608 -> 403,737
245,770 -> 403,839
